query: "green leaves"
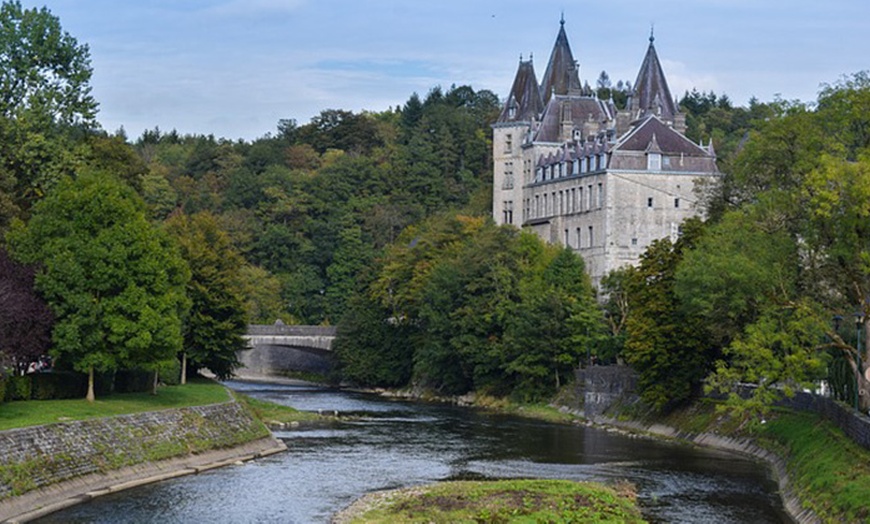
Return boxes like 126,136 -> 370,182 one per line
7,172 -> 188,397
336,214 -> 600,400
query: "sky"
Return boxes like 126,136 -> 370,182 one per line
21,0 -> 870,141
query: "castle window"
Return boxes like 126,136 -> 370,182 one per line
587,185 -> 593,210
576,227 -> 582,248
597,183 -> 604,208
564,229 -> 570,247
588,226 -> 594,247
536,168 -> 542,183
647,152 -> 662,171
543,194 -> 548,215
648,197 -> 654,208
578,187 -> 584,211
674,198 -> 680,208
631,238 -> 638,246
505,134 -> 513,153
535,195 -> 540,217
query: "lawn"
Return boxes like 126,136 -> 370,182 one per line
0,378 -> 231,431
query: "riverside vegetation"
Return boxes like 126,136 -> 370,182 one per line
335,479 -> 645,524
0,2 -> 868,521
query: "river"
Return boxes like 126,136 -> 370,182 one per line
40,381 -> 790,523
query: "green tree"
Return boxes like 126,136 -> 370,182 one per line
622,219 -> 712,412
7,173 -> 188,400
165,211 -> 247,381
0,1 -> 96,125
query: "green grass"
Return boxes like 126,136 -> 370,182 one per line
232,391 -> 323,424
654,401 -> 870,523
0,378 -> 231,431
757,412 -> 870,522
344,479 -> 646,523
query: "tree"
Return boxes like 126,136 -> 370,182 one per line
0,247 -> 52,374
7,172 -> 189,400
0,1 -> 97,223
0,1 -> 97,125
165,211 -> 247,381
622,219 -> 713,412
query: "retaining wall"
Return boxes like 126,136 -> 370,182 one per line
0,401 -> 271,502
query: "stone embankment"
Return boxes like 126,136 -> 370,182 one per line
0,400 -> 285,523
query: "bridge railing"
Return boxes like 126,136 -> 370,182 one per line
245,324 -> 338,337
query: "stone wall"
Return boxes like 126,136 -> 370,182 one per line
575,365 -> 638,417
0,401 -> 269,500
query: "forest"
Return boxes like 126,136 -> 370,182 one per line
2,1 -> 870,415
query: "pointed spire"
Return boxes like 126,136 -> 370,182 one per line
630,31 -> 678,124
540,17 -> 583,103
497,57 -> 545,123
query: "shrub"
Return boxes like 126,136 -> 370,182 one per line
31,372 -> 86,400
114,369 -> 152,393
5,375 -> 31,401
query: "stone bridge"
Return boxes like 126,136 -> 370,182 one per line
237,324 -> 338,378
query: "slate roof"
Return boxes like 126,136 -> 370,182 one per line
540,18 -> 583,104
533,95 -> 612,143
628,34 -> 678,123
497,59 -> 545,123
613,115 -> 709,156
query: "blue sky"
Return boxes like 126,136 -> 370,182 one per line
23,0 -> 870,141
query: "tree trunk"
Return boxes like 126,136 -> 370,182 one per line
181,352 -> 187,385
86,365 -> 95,402
152,369 -> 159,395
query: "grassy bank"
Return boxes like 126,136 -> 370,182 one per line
336,479 -> 645,524
232,391 -> 323,425
656,400 -> 870,523
0,378 -> 231,431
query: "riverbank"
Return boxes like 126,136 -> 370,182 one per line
355,386 -> 837,523
0,398 -> 284,523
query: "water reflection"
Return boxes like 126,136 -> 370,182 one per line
39,381 -> 791,523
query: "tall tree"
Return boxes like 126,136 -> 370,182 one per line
0,1 -> 98,221
622,219 -> 712,412
165,211 -> 247,381
7,172 -> 189,400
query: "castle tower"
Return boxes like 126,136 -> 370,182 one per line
493,57 -> 543,226
625,31 -> 684,132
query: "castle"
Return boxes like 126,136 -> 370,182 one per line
492,18 -> 719,287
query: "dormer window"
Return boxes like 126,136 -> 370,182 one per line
647,152 -> 662,171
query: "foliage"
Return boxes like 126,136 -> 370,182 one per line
165,211 -> 247,380
336,214 -> 601,400
0,1 -> 96,125
7,172 -> 189,399
621,219 -> 713,412
0,247 -> 52,373
0,0 -> 97,225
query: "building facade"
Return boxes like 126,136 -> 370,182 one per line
492,19 -> 719,287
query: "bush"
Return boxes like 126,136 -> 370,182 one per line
114,369 -> 152,393
5,375 -> 32,401
160,358 -> 182,386
31,372 -> 86,400
0,377 -> 6,403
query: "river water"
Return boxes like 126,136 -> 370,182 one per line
40,381 -> 790,523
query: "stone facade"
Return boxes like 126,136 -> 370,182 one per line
493,20 -> 719,286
